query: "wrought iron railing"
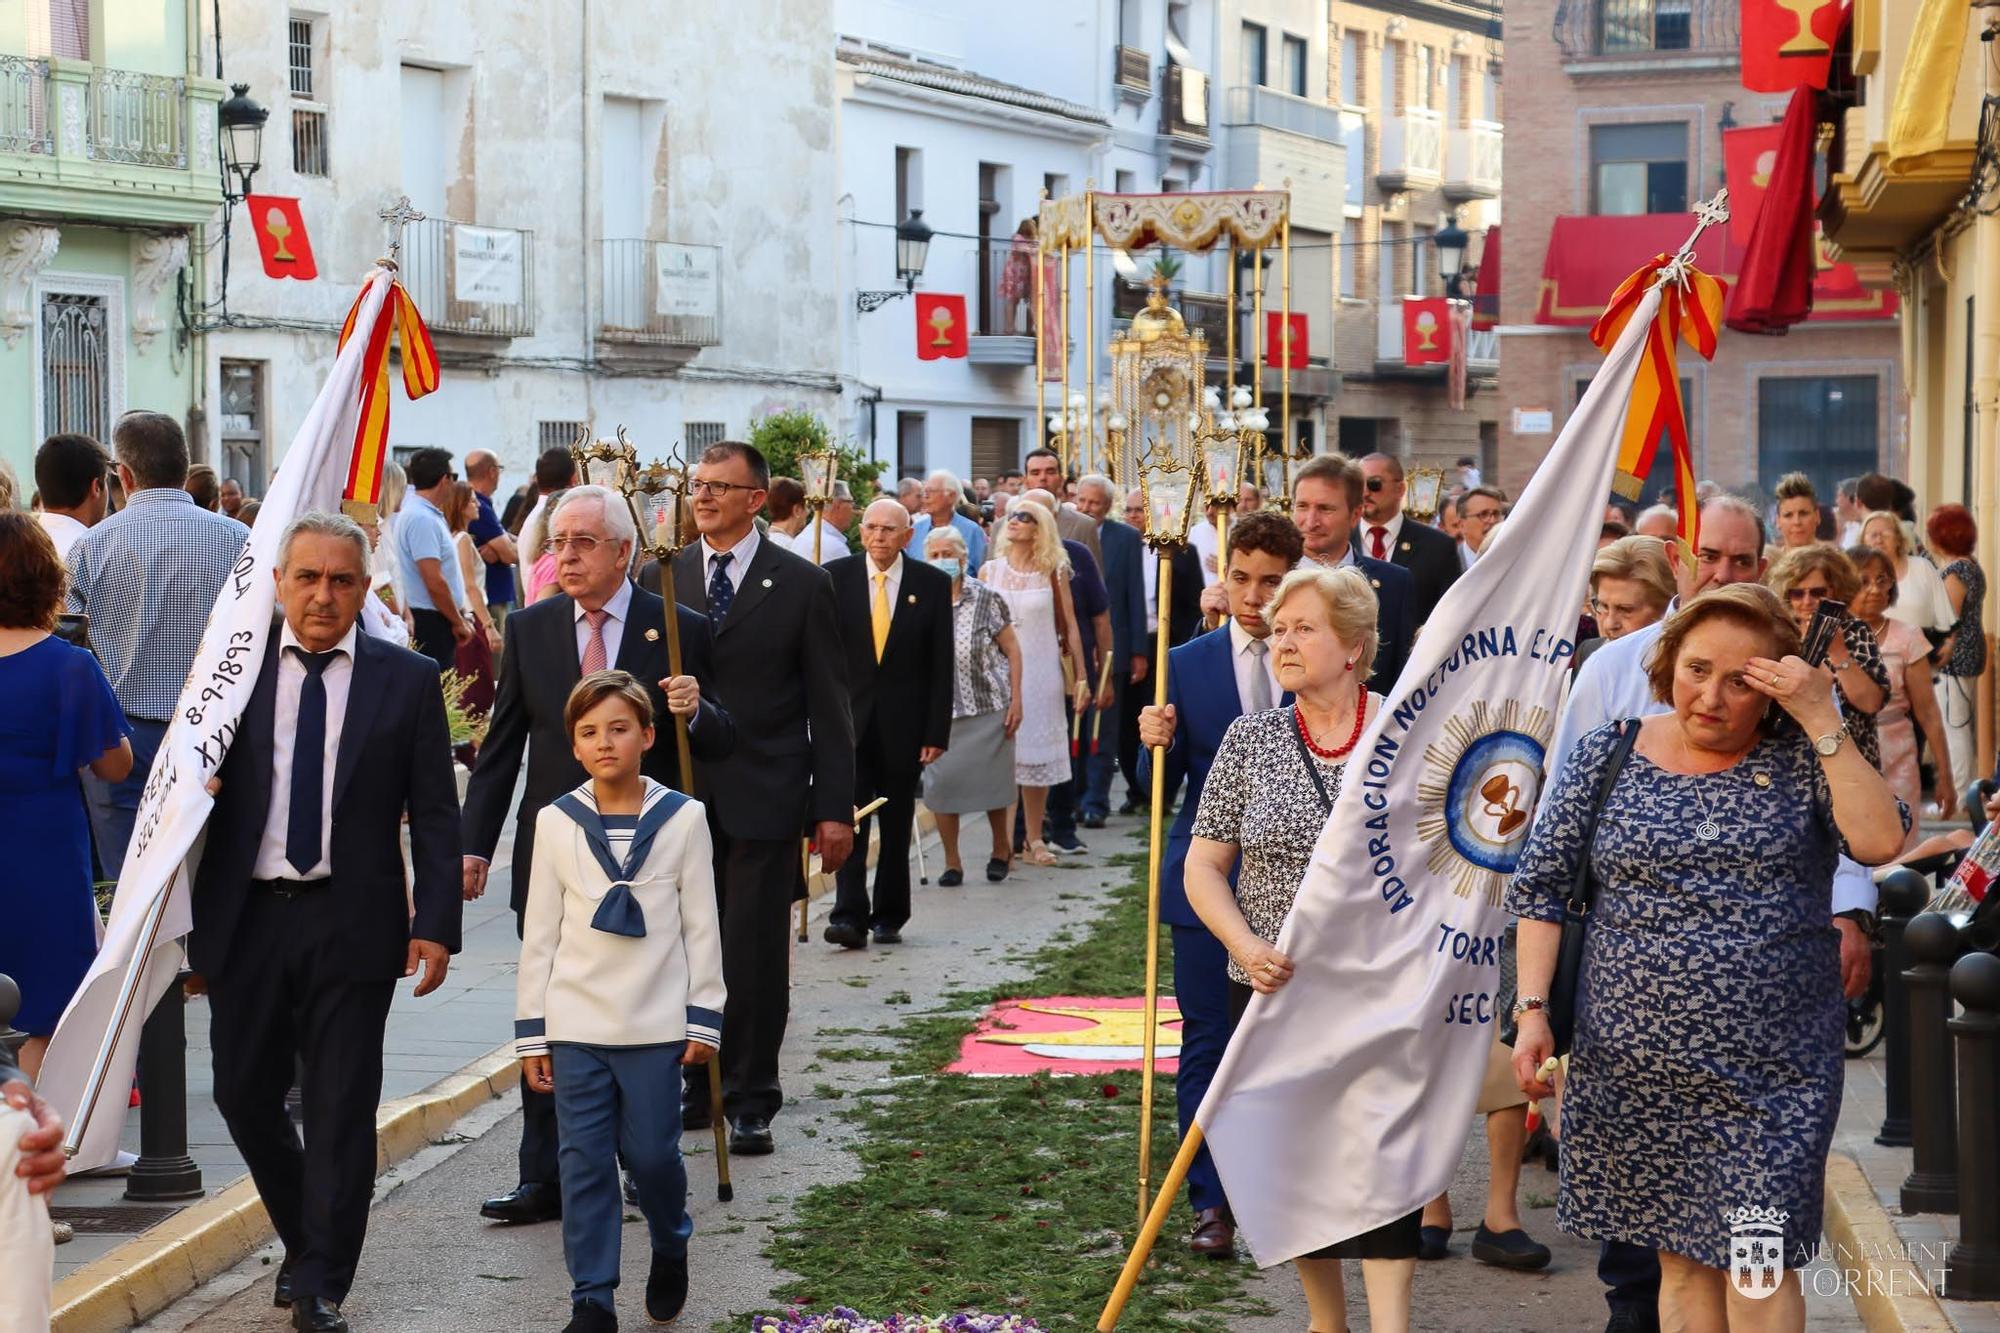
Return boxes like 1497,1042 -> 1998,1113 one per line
87,68 -> 185,168
0,56 -> 51,155
1374,299 -> 1497,367
399,217 -> 536,338
1554,0 -> 1740,58
600,238 -> 722,345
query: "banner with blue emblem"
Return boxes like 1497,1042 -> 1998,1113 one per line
1194,279 -> 1669,1267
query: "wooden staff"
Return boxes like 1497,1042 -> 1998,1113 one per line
1100,1125 -> 1205,1330
1136,550 -> 1175,1227
1087,650 -> 1114,754
1203,504 -> 1232,630
800,501 -> 828,943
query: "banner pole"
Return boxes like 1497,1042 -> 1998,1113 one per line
62,877 -> 174,1157
1137,552 -> 1175,1227
1101,1123 -> 1206,1331
800,503 -> 827,944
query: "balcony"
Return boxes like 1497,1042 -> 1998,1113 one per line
967,237 -> 1036,367
1159,63 -> 1210,146
399,217 -> 535,339
1112,278 -> 1231,350
1375,108 -> 1442,194
0,56 -> 222,226
1554,0 -> 1741,69
1443,120 -> 1503,201
1220,85 -> 1349,231
1373,299 -> 1497,376
599,238 -> 722,362
1115,45 -> 1151,102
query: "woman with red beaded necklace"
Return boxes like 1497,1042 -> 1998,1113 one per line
1184,565 -> 1417,1333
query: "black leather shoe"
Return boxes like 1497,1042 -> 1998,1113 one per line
871,925 -> 902,944
480,1181 -> 562,1224
646,1248 -> 689,1322
823,922 -> 867,949
272,1255 -> 296,1308
985,858 -> 1010,883
938,867 -> 964,887
562,1299 -> 619,1332
1472,1223 -> 1552,1270
1418,1225 -> 1451,1260
291,1296 -> 349,1332
730,1116 -> 775,1155
681,1097 -> 711,1131
1118,799 -> 1143,815
1080,814 -> 1107,829
622,1171 -> 640,1206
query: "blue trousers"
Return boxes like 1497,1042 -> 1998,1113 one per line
1080,674 -> 1125,820
1171,923 -> 1232,1215
1600,1239 -> 1661,1326
82,715 -> 166,882
552,1043 -> 693,1311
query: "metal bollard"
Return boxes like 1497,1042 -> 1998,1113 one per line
1947,950 -> 2000,1299
124,977 -> 203,1202
0,974 -> 26,1067
1877,869 -> 1931,1147
1902,912 -> 1964,1215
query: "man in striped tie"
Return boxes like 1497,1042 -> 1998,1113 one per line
825,500 -> 954,948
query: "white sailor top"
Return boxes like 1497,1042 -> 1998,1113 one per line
515,778 -> 725,1057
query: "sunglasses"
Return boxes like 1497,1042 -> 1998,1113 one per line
1365,477 -> 1385,492
1005,512 -> 1037,524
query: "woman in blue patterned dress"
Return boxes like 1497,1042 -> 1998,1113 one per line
1507,585 -> 1905,1330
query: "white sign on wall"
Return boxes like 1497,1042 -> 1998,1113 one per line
453,225 -> 523,306
1512,408 -> 1554,435
654,243 -> 719,319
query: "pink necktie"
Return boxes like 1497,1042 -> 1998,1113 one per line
581,608 -> 609,674
1370,526 -> 1388,560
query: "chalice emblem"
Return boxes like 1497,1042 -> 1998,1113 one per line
264,207 -> 297,263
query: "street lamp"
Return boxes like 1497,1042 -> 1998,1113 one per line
216,83 -> 267,202
858,208 -> 935,313
1434,213 -> 1471,299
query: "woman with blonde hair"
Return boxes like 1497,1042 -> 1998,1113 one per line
1772,473 -> 1820,550
1861,510 -> 1954,635
1766,544 -> 1889,770
1186,565 -> 1426,1330
980,499 -> 1089,866
1588,535 -> 1674,643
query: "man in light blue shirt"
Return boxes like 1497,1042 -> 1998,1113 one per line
905,469 -> 986,572
392,447 -> 469,671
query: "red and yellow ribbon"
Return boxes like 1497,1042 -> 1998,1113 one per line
1588,256 -> 1727,550
336,278 -> 440,513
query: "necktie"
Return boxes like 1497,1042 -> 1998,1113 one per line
581,608 -> 610,674
286,648 -> 338,876
707,550 -> 735,620
1245,638 -> 1273,713
1370,525 -> 1388,560
871,570 -> 891,661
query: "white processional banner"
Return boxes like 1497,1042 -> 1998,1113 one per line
39,269 -> 399,1171
1196,281 -> 1667,1267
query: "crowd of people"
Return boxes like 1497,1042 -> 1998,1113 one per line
0,407 -> 1981,1331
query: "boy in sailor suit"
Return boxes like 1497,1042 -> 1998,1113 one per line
516,670 -> 725,1332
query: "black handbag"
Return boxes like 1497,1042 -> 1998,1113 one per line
1548,718 -> 1640,1056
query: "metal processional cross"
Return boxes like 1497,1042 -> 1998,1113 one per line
377,195 -> 426,269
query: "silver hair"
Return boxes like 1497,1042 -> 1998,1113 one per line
1077,473 -> 1119,506
925,469 -> 965,503
278,510 -> 371,569
922,523 -> 968,556
830,480 -> 854,502
554,484 -> 637,549
897,476 -> 923,497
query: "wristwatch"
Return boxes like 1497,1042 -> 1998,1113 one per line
1812,725 -> 1849,757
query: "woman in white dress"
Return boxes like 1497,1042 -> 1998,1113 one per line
981,502 -> 1089,865
1862,509 -> 1953,636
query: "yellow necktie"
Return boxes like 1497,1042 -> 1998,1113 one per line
871,570 -> 890,661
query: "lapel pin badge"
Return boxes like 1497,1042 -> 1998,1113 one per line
907,593 -> 917,604
645,628 -> 660,641
762,577 -> 773,588
1753,772 -> 1772,789
1401,541 -> 1412,552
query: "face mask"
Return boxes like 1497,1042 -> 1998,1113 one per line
929,557 -> 962,579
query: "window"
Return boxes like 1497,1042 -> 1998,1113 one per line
895,146 -> 923,221
1602,0 -> 1695,53
1378,221 -> 1402,302
1282,35 -> 1308,97
601,96 -> 649,240
1241,22 -> 1268,88
1114,169 -> 1136,194
896,411 -> 927,479
1118,0 -> 1142,47
1590,122 -> 1688,215
399,65 -> 447,216
1043,172 -> 1068,201
1381,40 -> 1401,110
1756,377 -> 1878,501
1339,219 -> 1358,297
970,417 -> 1021,484
1416,46 -> 1436,110
289,17 -> 328,177
538,420 -> 586,452
685,421 -> 728,452
219,360 -> 267,495
1339,31 -> 1361,105
49,0 -> 88,59
1482,64 -> 1499,120
1411,225 -> 1431,296
42,292 -> 108,440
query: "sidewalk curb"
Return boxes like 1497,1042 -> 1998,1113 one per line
1823,1151 -> 1957,1333
49,1045 -> 520,1333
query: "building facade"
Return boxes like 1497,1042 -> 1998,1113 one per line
1494,0 -> 1900,503
204,0 -> 842,495
0,0 -> 223,489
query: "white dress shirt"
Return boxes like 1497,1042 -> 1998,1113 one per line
252,621 -> 358,881
793,516 -> 849,565
700,528 -> 762,597
866,552 -> 905,608
1361,512 -> 1405,563
1228,619 -> 1283,713
573,578 -> 634,670
38,510 -> 88,561
1308,542 -> 1358,570
1458,539 -> 1478,571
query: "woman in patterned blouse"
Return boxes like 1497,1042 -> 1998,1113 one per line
1186,566 -> 1424,1332
1765,545 -> 1889,769
1924,504 -> 1984,798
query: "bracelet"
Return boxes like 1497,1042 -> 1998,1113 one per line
1511,995 -> 1549,1020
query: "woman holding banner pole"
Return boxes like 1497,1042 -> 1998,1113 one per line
1182,565 -> 1417,1332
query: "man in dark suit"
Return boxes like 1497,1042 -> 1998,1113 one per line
463,484 -> 732,1225
1074,475 -> 1146,827
1356,452 -> 1462,627
824,499 -> 952,947
1117,488 -> 1203,814
193,513 -> 461,1333
1135,510 -> 1304,1259
1290,453 -> 1414,697
645,441 -> 854,1156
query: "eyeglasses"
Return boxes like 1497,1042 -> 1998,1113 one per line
1784,586 -> 1831,603
688,479 -> 759,497
1464,507 -> 1501,523
547,535 -> 606,554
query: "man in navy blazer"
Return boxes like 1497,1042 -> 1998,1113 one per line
1290,453 -> 1413,697
192,513 -> 461,1331
1075,475 -> 1147,826
1135,510 -> 1304,1259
